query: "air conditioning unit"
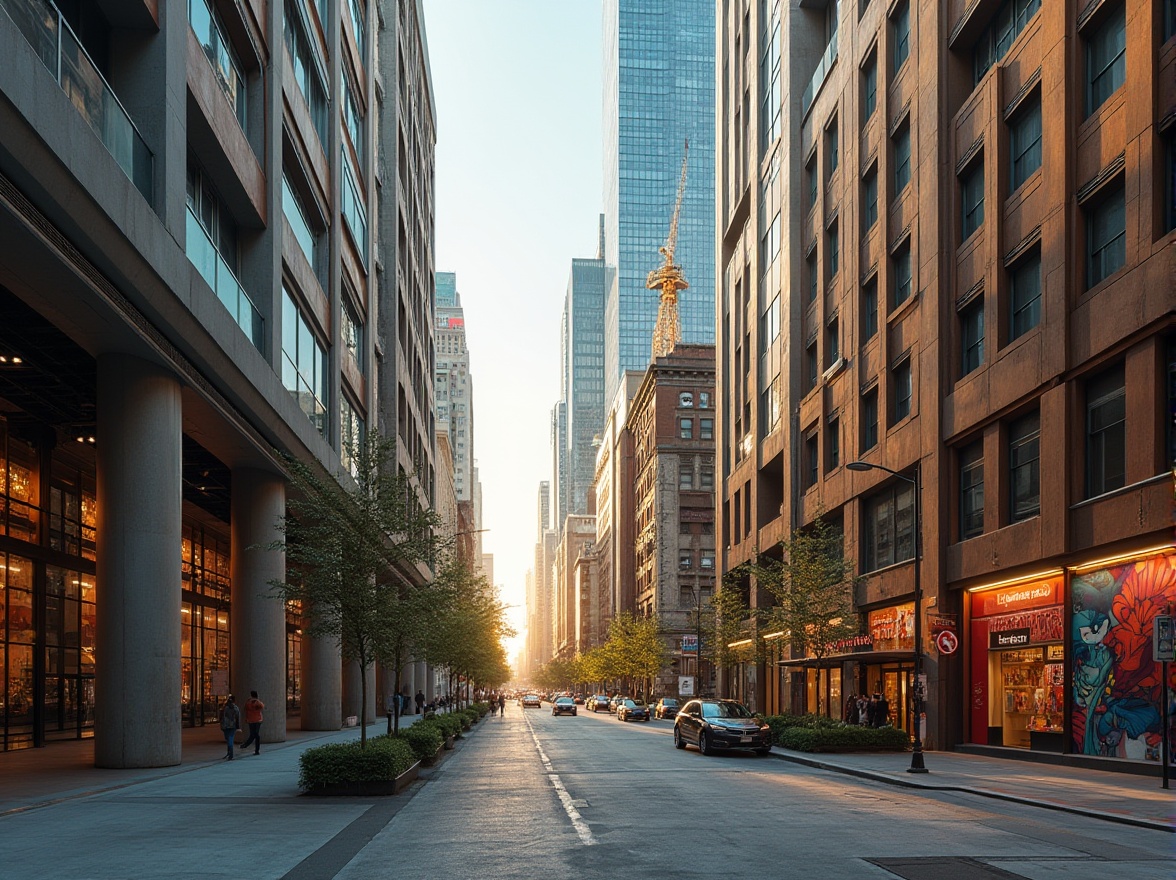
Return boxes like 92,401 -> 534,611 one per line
822,356 -> 848,381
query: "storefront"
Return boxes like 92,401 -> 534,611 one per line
966,548 -> 1176,764
967,575 -> 1065,751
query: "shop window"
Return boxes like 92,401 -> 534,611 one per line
1086,182 -> 1125,289
1085,5 -> 1125,117
863,481 -> 915,571
960,297 -> 984,377
960,442 -> 984,540
1085,364 -> 1125,498
1008,411 -> 1040,521
1009,95 -> 1042,192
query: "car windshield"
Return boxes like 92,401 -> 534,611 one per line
622,700 -> 635,707
556,698 -> 573,704
700,701 -> 753,719
662,700 -> 678,706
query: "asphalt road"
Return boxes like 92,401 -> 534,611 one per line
336,704 -> 1174,880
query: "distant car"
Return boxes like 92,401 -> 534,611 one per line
673,699 -> 772,755
522,694 -> 542,708
588,694 -> 610,712
573,694 -> 585,705
608,695 -> 624,714
653,698 -> 680,719
617,699 -> 650,722
552,696 -> 577,716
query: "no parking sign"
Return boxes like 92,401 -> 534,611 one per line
935,629 -> 959,655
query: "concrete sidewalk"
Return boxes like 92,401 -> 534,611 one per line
767,747 -> 1176,832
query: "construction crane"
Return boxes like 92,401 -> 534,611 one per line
647,140 -> 689,360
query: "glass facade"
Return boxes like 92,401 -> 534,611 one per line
603,0 -> 716,406
180,525 -> 231,727
562,258 -> 606,519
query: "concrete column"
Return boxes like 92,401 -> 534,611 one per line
230,469 -> 287,743
343,660 -> 376,724
300,618 -> 341,730
94,354 -> 182,768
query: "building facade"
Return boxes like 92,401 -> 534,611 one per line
434,271 -> 474,503
0,0 -> 436,762
717,0 -> 1175,766
601,0 -> 717,407
552,514 -> 596,660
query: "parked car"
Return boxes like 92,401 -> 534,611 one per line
673,699 -> 771,755
522,694 -> 542,708
653,698 -> 680,719
552,696 -> 577,716
588,694 -> 610,712
608,695 -> 625,714
617,698 -> 650,722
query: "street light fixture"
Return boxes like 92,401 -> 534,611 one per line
847,459 -> 928,773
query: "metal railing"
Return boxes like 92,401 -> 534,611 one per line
801,30 -> 839,119
186,206 -> 264,350
187,0 -> 247,129
1,0 -> 152,199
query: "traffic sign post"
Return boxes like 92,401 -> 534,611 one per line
935,629 -> 959,655
1155,615 -> 1173,790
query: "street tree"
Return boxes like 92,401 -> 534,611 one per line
268,432 -> 439,746
753,516 -> 860,715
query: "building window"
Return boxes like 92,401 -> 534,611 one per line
807,154 -> 818,209
1166,131 -> 1176,234
1086,5 -> 1126,117
680,553 -> 692,569
807,252 -> 819,303
826,417 -> 840,471
1086,365 -> 1126,497
1009,95 -> 1042,191
1086,183 -> 1126,288
1009,411 -> 1040,522
282,173 -> 319,269
805,432 -> 819,488
680,418 -> 693,439
340,396 -> 365,478
680,468 -> 694,490
341,150 -> 368,258
1009,250 -> 1041,341
960,160 -> 985,239
700,468 -> 714,490
863,52 -> 877,120
892,2 -> 910,74
863,481 -> 915,572
806,341 -> 818,392
761,13 -> 782,148
679,392 -> 694,408
862,387 -> 879,451
960,442 -> 984,540
282,287 -> 328,436
826,317 -> 840,367
827,118 -> 839,176
347,0 -> 366,59
699,391 -> 711,408
973,0 -> 1042,85
700,418 -> 714,441
893,244 -> 912,307
892,358 -> 912,423
863,169 -> 878,232
341,296 -> 364,372
893,124 -> 911,194
961,298 -> 984,376
862,279 -> 878,341
700,554 -> 715,570
828,224 -> 840,278
284,0 -> 329,147
344,79 -> 364,172
1168,0 -> 1176,40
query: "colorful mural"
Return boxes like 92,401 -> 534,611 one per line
1071,553 -> 1176,762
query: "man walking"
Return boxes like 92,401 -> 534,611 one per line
240,691 -> 265,755
415,689 -> 425,715
219,694 -> 241,760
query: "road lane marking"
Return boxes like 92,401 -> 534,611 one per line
522,713 -> 596,846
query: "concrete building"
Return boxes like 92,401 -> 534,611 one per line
525,482 -> 557,672
717,0 -> 1174,766
552,514 -> 596,660
434,271 -> 474,503
601,0 -> 717,407
0,0 -> 437,762
629,344 -> 717,698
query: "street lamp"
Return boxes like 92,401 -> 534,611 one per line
847,459 -> 928,773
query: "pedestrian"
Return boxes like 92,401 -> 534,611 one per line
843,694 -> 857,724
497,693 -> 505,716
875,692 -> 891,727
239,690 -> 264,755
857,694 -> 869,726
415,690 -> 425,715
865,694 -> 878,728
219,694 -> 241,760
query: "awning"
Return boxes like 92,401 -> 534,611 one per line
776,650 -> 915,669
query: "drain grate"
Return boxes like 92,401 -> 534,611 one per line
866,857 -> 1028,880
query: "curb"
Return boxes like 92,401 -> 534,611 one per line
765,749 -> 1174,834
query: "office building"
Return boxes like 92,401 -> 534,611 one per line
434,271 -> 474,502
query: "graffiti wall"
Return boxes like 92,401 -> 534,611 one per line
1070,553 -> 1176,762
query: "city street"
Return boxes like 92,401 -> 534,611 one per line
1,705 -> 1171,879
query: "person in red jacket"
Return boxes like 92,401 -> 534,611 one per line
240,691 -> 265,755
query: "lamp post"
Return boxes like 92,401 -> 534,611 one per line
847,459 -> 927,773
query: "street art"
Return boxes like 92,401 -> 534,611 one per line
1071,553 -> 1176,762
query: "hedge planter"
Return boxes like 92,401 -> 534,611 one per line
298,735 -> 418,795
305,761 -> 420,796
422,745 -> 444,767
777,725 -> 910,753
443,735 -> 456,750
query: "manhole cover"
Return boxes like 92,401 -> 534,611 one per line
866,857 -> 1026,880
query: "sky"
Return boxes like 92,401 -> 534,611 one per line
423,1 -> 604,663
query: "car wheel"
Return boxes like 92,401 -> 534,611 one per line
673,727 -> 686,749
699,731 -> 713,756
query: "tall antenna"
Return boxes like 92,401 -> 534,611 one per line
648,140 -> 690,360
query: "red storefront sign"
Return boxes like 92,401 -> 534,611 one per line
971,577 -> 1060,617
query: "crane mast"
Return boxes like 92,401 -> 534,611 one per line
648,141 -> 689,360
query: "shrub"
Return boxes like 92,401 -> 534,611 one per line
431,713 -> 463,738
472,701 -> 490,717
396,722 -> 443,762
777,725 -> 910,753
761,713 -> 842,743
461,708 -> 478,727
298,736 -> 417,790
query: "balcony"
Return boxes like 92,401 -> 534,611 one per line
185,206 -> 264,351
187,0 -> 246,130
801,30 -> 839,119
1,0 -> 153,199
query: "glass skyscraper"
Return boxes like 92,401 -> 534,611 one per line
602,0 -> 716,407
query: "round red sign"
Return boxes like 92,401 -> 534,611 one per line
935,629 -> 959,655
